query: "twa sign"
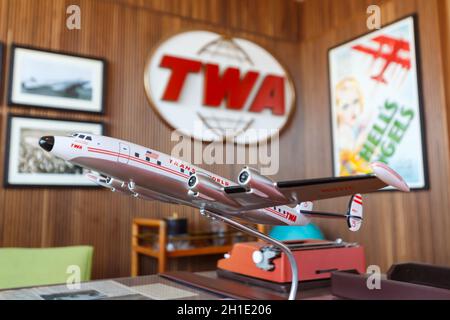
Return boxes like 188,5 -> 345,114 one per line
144,31 -> 295,144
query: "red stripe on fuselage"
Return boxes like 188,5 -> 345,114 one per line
267,207 -> 288,218
87,147 -> 189,179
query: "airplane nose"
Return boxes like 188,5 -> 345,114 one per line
39,136 -> 55,152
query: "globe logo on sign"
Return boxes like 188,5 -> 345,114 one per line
144,31 -> 296,144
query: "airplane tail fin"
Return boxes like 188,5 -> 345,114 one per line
347,194 -> 363,232
299,201 -> 313,212
298,195 -> 363,231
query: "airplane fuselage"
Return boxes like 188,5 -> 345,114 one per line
47,134 -> 310,226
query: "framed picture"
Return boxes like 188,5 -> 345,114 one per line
328,15 -> 428,190
4,115 -> 104,187
8,45 -> 106,113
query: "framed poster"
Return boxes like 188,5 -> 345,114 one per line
328,15 -> 428,190
4,115 -> 104,187
8,45 -> 106,113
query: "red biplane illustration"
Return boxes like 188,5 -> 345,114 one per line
352,35 -> 411,84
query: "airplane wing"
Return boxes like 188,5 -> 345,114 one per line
85,172 -> 187,205
223,162 -> 409,211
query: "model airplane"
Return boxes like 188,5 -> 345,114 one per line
38,133 -> 409,229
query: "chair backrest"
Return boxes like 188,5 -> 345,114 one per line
0,246 -> 93,289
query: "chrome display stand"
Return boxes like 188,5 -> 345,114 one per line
203,210 -> 299,300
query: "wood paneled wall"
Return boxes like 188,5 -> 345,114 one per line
0,0 -> 449,279
0,0 -> 302,279
298,0 -> 450,271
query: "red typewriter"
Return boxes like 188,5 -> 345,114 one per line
217,239 -> 365,289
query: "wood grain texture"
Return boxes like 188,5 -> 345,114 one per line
0,0 -> 449,280
298,0 -> 450,271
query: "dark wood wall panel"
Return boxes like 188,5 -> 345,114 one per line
298,0 -> 388,41
115,0 -> 226,25
113,0 -> 300,41
0,0 -> 449,280
0,0 -> 303,279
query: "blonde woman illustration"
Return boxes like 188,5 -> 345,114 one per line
335,77 -> 371,175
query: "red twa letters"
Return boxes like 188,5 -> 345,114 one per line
159,54 -> 286,116
160,56 -> 202,101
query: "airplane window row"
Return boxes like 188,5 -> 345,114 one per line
273,206 -> 287,214
72,133 -> 92,141
134,151 -> 162,166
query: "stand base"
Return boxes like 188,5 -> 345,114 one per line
203,210 -> 299,300
217,268 -> 330,294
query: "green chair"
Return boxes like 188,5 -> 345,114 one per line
0,246 -> 93,289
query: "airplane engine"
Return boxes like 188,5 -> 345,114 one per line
127,182 -> 178,203
187,173 -> 240,208
237,167 -> 288,203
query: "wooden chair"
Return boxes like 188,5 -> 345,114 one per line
131,218 -> 167,276
0,246 -> 93,289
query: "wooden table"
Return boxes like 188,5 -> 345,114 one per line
0,271 -> 333,300
4,269 -> 447,300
